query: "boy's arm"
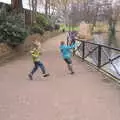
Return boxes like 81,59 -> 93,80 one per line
30,49 -> 40,57
31,52 -> 38,58
67,43 -> 76,49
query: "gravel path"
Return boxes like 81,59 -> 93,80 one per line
0,34 -> 120,120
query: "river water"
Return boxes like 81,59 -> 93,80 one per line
93,34 -> 120,79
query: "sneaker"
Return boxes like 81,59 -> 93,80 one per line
43,73 -> 50,77
28,74 -> 33,80
70,72 -> 75,75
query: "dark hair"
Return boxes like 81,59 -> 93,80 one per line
60,41 -> 65,45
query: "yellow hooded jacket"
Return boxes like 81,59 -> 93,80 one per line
30,48 -> 41,62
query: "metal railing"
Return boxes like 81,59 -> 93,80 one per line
75,39 -> 120,80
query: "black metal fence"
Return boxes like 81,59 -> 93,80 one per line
75,39 -> 120,80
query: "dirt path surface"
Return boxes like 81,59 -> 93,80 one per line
0,34 -> 120,120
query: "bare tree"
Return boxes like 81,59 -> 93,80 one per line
45,0 -> 51,16
50,0 -> 71,24
45,0 -> 48,15
29,0 -> 38,24
100,0 -> 120,47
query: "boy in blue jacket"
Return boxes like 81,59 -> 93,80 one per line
60,41 -> 75,74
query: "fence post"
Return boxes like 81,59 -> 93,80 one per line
98,45 -> 101,68
82,41 -> 85,61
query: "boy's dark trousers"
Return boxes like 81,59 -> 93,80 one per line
31,61 -> 46,75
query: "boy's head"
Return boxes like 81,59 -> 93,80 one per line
60,41 -> 65,46
32,42 -> 38,48
32,39 -> 40,48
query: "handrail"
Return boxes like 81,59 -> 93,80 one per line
75,39 -> 120,51
75,39 -> 120,80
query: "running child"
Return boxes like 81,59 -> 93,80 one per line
28,42 -> 49,80
59,41 -> 76,74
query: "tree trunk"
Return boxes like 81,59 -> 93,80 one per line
11,0 -> 23,12
32,0 -> 37,24
49,1 -> 50,16
45,0 -> 48,15
108,18 -> 118,47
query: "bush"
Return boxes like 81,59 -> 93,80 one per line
0,10 -> 28,45
36,14 -> 49,29
35,14 -> 54,32
31,13 -> 57,34
54,24 -> 60,30
31,25 -> 44,35
44,24 -> 54,31
0,3 -> 12,12
0,22 -> 28,45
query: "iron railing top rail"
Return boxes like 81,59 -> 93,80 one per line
75,39 -> 120,52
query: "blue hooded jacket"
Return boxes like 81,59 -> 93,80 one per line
60,43 -> 75,59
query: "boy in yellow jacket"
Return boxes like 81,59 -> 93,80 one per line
28,42 -> 49,80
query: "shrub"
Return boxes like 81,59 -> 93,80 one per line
31,25 -> 44,35
35,14 -> 54,32
44,24 -> 54,31
36,14 -> 49,29
54,24 -> 60,30
0,10 -> 28,45
0,22 -> 28,45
